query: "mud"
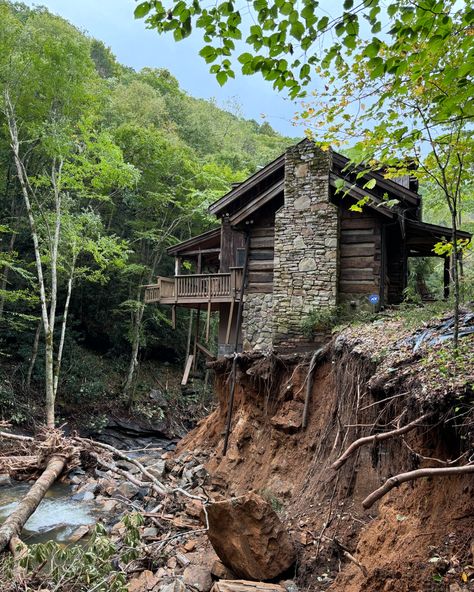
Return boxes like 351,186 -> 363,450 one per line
178,327 -> 474,591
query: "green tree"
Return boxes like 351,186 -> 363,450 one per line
0,5 -> 137,425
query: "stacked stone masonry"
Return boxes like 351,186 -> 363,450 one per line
241,292 -> 273,351
271,143 -> 339,348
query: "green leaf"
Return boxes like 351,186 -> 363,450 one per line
216,71 -> 228,85
238,52 -> 253,64
364,178 -> 376,189
134,2 -> 151,18
317,15 -> 329,30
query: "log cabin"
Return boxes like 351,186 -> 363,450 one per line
144,140 -> 471,358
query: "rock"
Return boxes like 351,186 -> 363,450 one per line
183,540 -> 197,553
270,400 -> 304,433
101,499 -> 119,512
167,557 -> 177,570
116,482 -> 140,499
128,570 -> 159,592
116,460 -> 140,474
143,527 -> 159,538
280,581 -> 298,592
205,493 -> 296,580
72,490 -> 95,502
183,566 -> 213,592
185,500 -> 203,519
158,580 -> 186,592
146,460 -> 166,480
69,525 -> 90,543
210,560 -> 236,580
176,551 -> 190,568
0,474 -> 11,487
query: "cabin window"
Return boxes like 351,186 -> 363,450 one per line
236,248 -> 246,267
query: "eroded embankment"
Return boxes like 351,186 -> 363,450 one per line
178,314 -> 474,592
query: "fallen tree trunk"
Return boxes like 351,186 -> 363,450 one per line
362,464 -> 474,509
0,454 -> 66,552
332,413 -> 431,470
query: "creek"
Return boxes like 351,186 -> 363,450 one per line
0,481 -> 100,544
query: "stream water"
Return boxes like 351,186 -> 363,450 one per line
0,481 -> 99,544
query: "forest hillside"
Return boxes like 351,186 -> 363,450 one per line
0,0 -> 294,429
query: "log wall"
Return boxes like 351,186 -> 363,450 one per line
338,207 -> 383,305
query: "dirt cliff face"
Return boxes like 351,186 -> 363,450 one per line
178,315 -> 474,591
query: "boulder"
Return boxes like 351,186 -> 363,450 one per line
183,566 -> 213,592
205,493 -> 295,580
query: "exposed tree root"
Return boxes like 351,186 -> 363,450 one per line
362,464 -> 474,509
332,413 -> 432,470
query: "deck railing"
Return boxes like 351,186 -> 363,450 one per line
144,267 -> 243,304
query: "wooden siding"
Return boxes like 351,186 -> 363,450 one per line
247,215 -> 275,294
338,208 -> 382,301
220,219 -> 245,272
385,223 -> 406,304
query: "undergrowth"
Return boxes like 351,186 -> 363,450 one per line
1,514 -> 144,592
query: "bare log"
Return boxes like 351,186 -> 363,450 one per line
0,431 -> 33,442
332,413 -> 431,470
0,455 -> 40,472
74,437 -> 167,495
0,454 -> 66,552
9,535 -> 28,580
362,464 -> 474,509
90,452 -> 166,497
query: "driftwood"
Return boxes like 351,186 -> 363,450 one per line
362,464 -> 474,509
0,454 -> 66,552
332,413 -> 431,470
74,436 -> 167,495
211,581 -> 286,592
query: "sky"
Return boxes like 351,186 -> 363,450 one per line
23,0 -> 301,137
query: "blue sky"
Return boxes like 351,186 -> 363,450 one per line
23,0 -> 301,137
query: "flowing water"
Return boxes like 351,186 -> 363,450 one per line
0,481 -> 99,544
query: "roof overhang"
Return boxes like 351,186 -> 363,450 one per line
406,219 -> 471,256
208,153 -> 285,217
167,227 -> 221,256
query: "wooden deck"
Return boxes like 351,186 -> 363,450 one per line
144,267 -> 243,306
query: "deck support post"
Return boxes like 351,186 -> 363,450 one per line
184,309 -> 194,372
223,231 -> 250,456
225,299 -> 235,345
193,306 -> 201,371
206,278 -> 211,342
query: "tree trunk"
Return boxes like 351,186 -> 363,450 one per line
0,230 -> 17,320
123,299 -> 144,400
53,267 -> 74,398
45,330 -> 55,428
26,319 -> 41,389
0,454 -> 66,552
451,209 -> 459,350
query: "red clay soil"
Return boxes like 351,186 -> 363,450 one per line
177,327 -> 474,592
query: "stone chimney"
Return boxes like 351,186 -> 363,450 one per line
272,141 -> 339,348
